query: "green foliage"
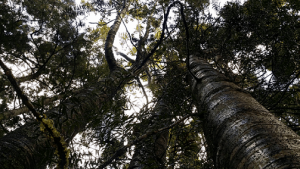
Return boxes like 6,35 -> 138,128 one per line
154,27 -> 162,39
129,47 -> 137,56
1,0 -> 300,168
217,0 -> 300,82
88,20 -> 110,43
0,1 -> 30,56
168,121 -> 213,169
129,3 -> 150,20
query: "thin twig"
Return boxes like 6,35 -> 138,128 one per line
0,59 -> 69,169
136,77 -> 149,105
97,114 -> 190,169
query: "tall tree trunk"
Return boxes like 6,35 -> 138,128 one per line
0,69 -> 130,168
0,1 -> 137,168
129,99 -> 170,169
189,55 -> 300,168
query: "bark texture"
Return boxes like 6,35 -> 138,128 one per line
129,99 -> 170,169
0,2 -> 135,168
0,80 -> 112,168
105,1 -> 130,72
189,55 -> 300,168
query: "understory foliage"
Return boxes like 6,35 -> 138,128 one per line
0,0 -> 300,168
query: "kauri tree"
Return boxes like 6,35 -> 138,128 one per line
0,0 -> 300,168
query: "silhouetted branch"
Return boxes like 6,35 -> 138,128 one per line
0,59 -> 69,169
98,114 -> 190,169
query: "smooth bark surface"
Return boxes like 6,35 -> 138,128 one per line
189,55 -> 300,168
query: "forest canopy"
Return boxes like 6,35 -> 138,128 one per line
0,0 -> 300,168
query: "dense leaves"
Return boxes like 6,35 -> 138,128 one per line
1,0 -> 300,168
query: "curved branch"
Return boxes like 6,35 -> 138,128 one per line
132,1 -> 192,79
105,1 -> 131,72
2,41 -> 73,87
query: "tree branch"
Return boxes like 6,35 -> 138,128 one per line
0,59 -> 69,169
136,77 -> 149,105
131,1 -> 191,78
117,52 -> 135,63
97,114 -> 190,169
105,1 -> 131,72
136,16 -> 152,62
0,93 -> 67,121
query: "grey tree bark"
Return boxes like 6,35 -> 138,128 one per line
189,55 -> 300,168
0,69 -> 130,168
129,99 -> 170,169
0,2 -> 134,168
